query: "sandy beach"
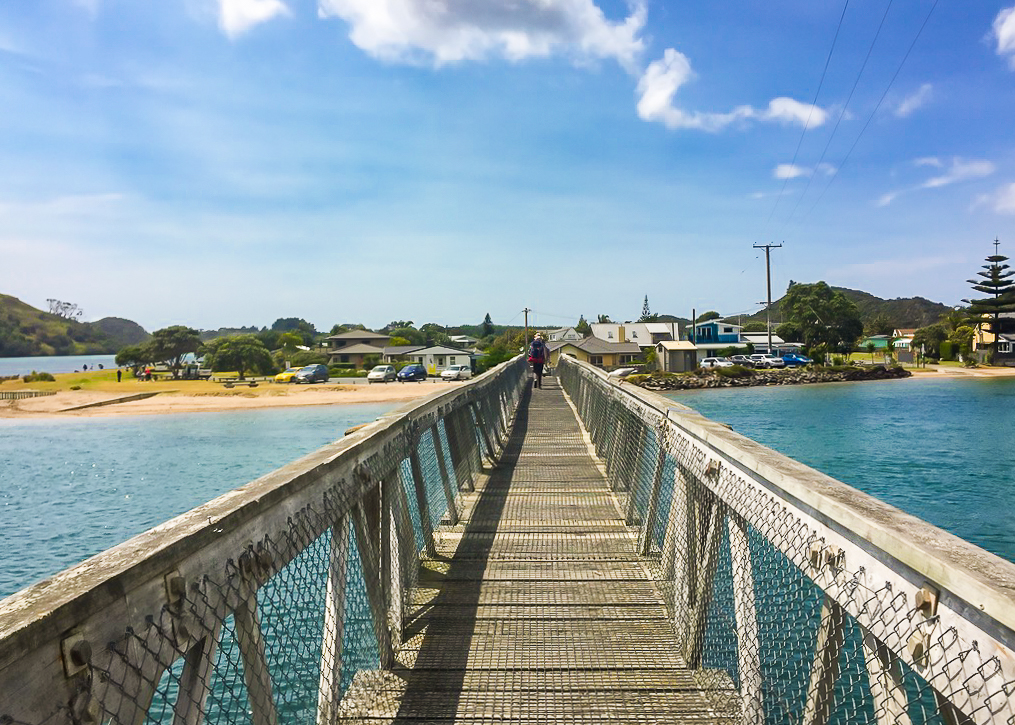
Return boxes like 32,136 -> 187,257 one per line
0,380 -> 451,419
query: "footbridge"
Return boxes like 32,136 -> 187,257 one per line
2,356 -> 1014,724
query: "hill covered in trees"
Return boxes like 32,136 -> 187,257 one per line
0,294 -> 150,356
741,286 -> 951,330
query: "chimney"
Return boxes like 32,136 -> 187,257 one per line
617,324 -> 626,343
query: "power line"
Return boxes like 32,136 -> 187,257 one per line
766,0 -> 851,226
804,0 -> 940,217
783,0 -> 895,227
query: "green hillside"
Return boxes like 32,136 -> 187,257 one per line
0,294 -> 150,356
741,286 -> 950,329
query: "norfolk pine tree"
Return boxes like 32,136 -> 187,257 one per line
963,241 -> 1015,363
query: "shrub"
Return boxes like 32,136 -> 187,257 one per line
716,365 -> 754,378
70,385 -> 81,390
939,341 -> 955,361
22,371 -> 55,383
831,355 -> 845,366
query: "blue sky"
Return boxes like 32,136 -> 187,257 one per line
2,0 -> 1014,332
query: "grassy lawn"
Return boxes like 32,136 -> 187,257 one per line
0,369 -> 289,394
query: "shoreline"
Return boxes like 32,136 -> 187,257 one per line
0,381 -> 449,420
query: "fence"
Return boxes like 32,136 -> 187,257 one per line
0,356 -> 528,725
0,391 -> 57,401
557,355 -> 1015,725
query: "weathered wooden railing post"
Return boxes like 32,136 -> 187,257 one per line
638,426 -> 668,556
727,511 -> 763,725
351,481 -> 393,669
234,594 -> 279,725
408,445 -> 438,559
445,408 -> 475,492
317,515 -> 348,725
801,595 -> 845,725
430,424 -> 459,526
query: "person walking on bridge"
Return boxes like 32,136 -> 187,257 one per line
528,334 -> 548,389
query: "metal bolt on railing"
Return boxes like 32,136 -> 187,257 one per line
915,584 -> 939,616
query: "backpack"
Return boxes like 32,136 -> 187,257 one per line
528,339 -> 545,363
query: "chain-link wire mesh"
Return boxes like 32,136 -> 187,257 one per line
0,357 -> 528,725
558,357 -> 1015,725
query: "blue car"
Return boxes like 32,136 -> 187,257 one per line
782,354 -> 813,367
397,363 -> 427,382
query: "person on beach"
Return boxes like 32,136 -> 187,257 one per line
528,334 -> 548,389
117,368 -> 122,382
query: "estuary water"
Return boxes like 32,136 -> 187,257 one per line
0,403 -> 396,598
0,354 -> 118,376
668,376 -> 1015,563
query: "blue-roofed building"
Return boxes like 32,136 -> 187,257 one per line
687,320 -> 743,346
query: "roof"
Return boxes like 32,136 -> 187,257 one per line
656,340 -> 697,351
412,345 -> 473,356
570,337 -> 641,355
695,320 -> 742,329
329,343 -> 386,354
326,330 -> 390,341
384,345 -> 426,355
644,323 -> 676,334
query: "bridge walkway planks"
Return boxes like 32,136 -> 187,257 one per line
336,375 -> 738,724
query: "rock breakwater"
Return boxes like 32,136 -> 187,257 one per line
630,365 -> 911,391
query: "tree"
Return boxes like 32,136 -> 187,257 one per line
575,315 -> 592,337
695,311 -> 721,323
742,321 -> 767,333
481,313 -> 495,338
866,341 -> 876,364
864,313 -> 894,337
46,299 -> 84,320
596,314 -> 613,323
201,335 -> 275,379
270,317 -> 317,346
115,344 -> 153,375
912,324 -> 948,359
390,326 -> 425,346
149,326 -> 201,378
277,332 -> 302,355
781,281 -> 863,352
383,320 -> 414,332
950,325 -> 975,361
420,323 -> 449,347
640,295 -> 653,322
963,243 -> 1015,362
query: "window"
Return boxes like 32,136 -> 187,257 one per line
723,327 -> 733,333
450,356 -> 457,364
437,357 -> 445,366
607,332 -> 614,339
340,355 -> 349,363
620,354 -> 638,363
590,356 -> 603,366
631,331 -> 637,338
1001,342 -> 1012,353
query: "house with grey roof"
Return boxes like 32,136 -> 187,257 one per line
548,337 -> 642,370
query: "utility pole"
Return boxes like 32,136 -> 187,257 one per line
754,242 -> 782,354
524,308 -> 531,349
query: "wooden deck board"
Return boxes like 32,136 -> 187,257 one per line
336,377 -> 739,724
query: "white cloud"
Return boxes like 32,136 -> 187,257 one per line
914,156 -> 942,168
636,49 -> 825,132
317,0 -> 647,68
921,158 -> 994,189
72,0 -> 101,15
773,164 -> 809,180
876,191 -> 899,208
219,0 -> 290,39
762,97 -> 827,128
894,83 -> 933,118
988,182 -> 1015,214
993,6 -> 1015,70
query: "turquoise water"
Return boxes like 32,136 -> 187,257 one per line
0,403 -> 396,598
0,354 -> 118,376
668,377 -> 1015,563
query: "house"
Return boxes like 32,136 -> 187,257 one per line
683,320 -> 745,359
548,337 -> 642,370
407,346 -> 475,375
739,333 -> 803,356
590,322 -> 680,348
972,313 -> 1015,366
449,334 -> 478,347
655,341 -> 698,373
325,330 -> 390,366
546,327 -> 583,342
383,345 -> 426,363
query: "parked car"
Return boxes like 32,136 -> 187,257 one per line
441,364 -> 473,381
275,367 -> 300,383
762,355 -> 786,368
729,355 -> 753,367
367,365 -> 397,383
782,354 -> 813,367
749,354 -> 771,368
397,363 -> 427,382
294,364 -> 329,384
700,357 -> 734,369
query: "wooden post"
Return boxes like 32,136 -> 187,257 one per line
352,495 -> 394,668
172,629 -> 218,725
639,440 -> 668,556
862,631 -> 914,725
431,424 -> 459,525
409,449 -> 437,557
728,514 -> 763,725
234,595 -> 280,725
801,595 -> 845,725
625,425 -> 650,523
316,517 -> 348,725
471,401 -> 499,466
684,498 -> 724,668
